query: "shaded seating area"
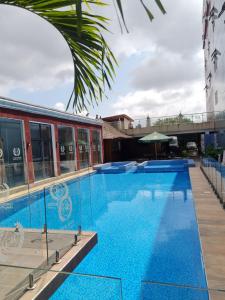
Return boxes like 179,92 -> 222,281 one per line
102,121 -> 131,162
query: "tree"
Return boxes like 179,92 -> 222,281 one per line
0,0 -> 165,112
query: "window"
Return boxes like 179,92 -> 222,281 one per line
209,6 -> 218,31
0,119 -> 25,188
211,49 -> 221,71
58,126 -> 76,174
207,72 -> 212,87
208,41 -> 210,56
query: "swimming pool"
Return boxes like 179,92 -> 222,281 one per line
0,170 -> 208,299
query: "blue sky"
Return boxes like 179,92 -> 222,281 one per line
0,1 -> 205,120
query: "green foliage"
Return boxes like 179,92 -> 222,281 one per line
181,150 -> 188,158
205,145 -> 223,160
0,0 -> 165,112
154,113 -> 193,126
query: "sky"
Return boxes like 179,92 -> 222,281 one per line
0,0 -> 205,120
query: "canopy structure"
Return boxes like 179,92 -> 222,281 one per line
103,122 -> 130,140
139,132 -> 171,159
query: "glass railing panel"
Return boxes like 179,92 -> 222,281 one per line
0,168 -> 48,273
0,265 -> 123,300
109,111 -> 225,130
0,162 -> 28,190
50,272 -> 123,300
212,161 -> 217,190
215,162 -> 222,200
44,180 -> 80,261
222,166 -> 225,206
42,160 -> 95,263
209,160 -> 215,185
76,162 -> 94,230
201,157 -> 225,206
0,162 -> 30,205
141,280 -> 225,300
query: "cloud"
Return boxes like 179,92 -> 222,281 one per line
0,1 -> 205,117
54,102 -> 66,111
0,5 -> 73,95
112,82 -> 206,119
98,0 -> 205,118
132,49 -> 204,91
99,0 -> 203,59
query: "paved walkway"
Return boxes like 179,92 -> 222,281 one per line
189,167 -> 225,300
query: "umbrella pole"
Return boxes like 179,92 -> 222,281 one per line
155,143 -> 157,160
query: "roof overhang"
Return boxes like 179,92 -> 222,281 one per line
0,96 -> 102,127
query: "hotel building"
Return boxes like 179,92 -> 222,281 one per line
0,97 -> 103,189
203,0 -> 225,113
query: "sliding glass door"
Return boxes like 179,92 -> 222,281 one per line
30,122 -> 54,181
77,128 -> 90,169
0,119 -> 25,188
58,126 -> 76,174
92,130 -> 102,165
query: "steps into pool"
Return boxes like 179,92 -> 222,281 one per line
93,160 -> 195,174
137,159 -> 195,173
93,161 -> 136,173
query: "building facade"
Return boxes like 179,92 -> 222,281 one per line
203,0 -> 225,114
0,97 -> 103,189
102,114 -> 134,130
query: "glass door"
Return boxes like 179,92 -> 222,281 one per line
30,122 -> 54,181
92,130 -> 102,165
77,128 -> 90,169
58,126 -> 76,174
0,119 -> 25,188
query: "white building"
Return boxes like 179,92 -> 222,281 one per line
203,0 -> 225,114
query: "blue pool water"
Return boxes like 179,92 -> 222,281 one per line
0,171 -> 208,299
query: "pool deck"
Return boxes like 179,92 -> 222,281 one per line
189,167 -> 225,299
0,228 -> 97,300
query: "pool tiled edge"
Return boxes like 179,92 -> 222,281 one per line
189,167 -> 225,300
2,168 -> 95,204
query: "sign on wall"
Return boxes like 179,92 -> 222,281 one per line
12,147 -> 22,161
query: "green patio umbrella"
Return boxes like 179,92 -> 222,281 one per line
139,132 -> 171,159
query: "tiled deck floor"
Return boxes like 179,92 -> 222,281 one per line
189,168 -> 225,300
0,229 -> 96,300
